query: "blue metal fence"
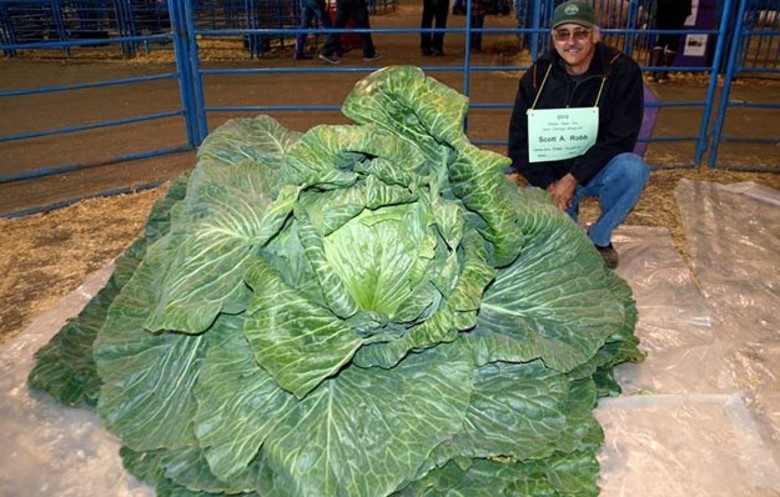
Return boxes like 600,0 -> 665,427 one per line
0,0 -> 173,57
0,0 -> 194,203
710,0 -> 780,169
0,0 -> 777,217
0,0 -> 399,58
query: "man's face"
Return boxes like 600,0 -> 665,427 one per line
552,23 -> 596,75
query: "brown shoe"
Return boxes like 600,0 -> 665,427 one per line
595,243 -> 619,269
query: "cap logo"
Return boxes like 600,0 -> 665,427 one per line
564,4 -> 579,15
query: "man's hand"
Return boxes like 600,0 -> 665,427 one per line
546,173 -> 577,211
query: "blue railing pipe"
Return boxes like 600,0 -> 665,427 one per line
695,0 -> 735,165
709,0 -> 748,168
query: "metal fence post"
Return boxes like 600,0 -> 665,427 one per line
113,0 -> 137,57
183,0 -> 208,143
708,0 -> 747,168
694,0 -> 735,165
622,0 -> 639,57
169,0 -> 207,148
529,0 -> 541,61
50,0 -> 71,57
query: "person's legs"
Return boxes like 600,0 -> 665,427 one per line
351,0 -> 376,58
312,0 -> 332,29
319,0 -> 350,59
657,47 -> 676,82
295,5 -> 314,58
420,0 -> 435,54
652,13 -> 685,83
309,0 -> 332,57
658,17 -> 686,82
452,0 -> 465,15
570,152 -> 649,247
431,0 -> 448,54
647,45 -> 664,82
470,14 -> 484,51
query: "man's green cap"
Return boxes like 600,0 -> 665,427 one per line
552,1 -> 596,29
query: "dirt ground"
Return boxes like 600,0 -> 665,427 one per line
1,1 -> 779,345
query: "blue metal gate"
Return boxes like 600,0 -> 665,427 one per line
0,0 -> 197,218
710,0 -> 780,169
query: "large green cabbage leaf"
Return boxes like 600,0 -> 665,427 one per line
27,174 -> 189,406
28,66 -> 643,496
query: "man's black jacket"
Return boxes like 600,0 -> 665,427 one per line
508,43 -> 644,189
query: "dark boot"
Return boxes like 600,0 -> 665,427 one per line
658,49 -> 676,83
595,243 -> 619,269
647,46 -> 663,82
294,35 -> 311,60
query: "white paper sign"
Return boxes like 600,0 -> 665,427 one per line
527,107 -> 599,163
683,34 -> 708,57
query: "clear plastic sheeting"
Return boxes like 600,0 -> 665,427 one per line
674,179 -> 780,468
597,217 -> 780,495
675,179 -> 780,344
597,394 -> 780,497
0,263 -> 154,497
1,180 -> 779,495
610,226 -> 722,395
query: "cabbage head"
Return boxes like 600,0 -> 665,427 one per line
29,66 -> 643,497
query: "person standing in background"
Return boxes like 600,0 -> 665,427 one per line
470,0 -> 488,52
318,0 -> 383,64
295,0 -> 332,60
647,0 -> 693,83
420,0 -> 449,56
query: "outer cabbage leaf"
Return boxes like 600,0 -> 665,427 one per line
441,360 -> 570,459
197,115 -> 300,180
396,449 -> 600,497
28,175 -> 189,406
95,238 -> 204,451
406,368 -> 601,489
121,445 -> 283,496
27,245 -> 139,407
551,379 -> 604,455
283,124 -> 425,189
145,119 -> 301,333
567,270 -> 643,394
467,188 -> 627,372
448,144 -> 524,267
261,343 -> 474,497
193,312 -> 297,484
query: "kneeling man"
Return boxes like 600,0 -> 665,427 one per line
508,0 -> 650,269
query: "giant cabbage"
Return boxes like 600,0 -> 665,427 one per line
29,66 -> 643,496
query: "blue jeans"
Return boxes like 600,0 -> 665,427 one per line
296,0 -> 332,55
565,152 -> 650,247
